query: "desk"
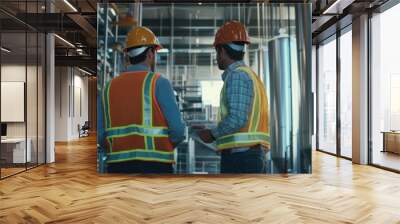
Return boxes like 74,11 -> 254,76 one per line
1,138 -> 31,163
382,131 -> 400,154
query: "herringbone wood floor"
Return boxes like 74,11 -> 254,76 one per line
1,135 -> 400,224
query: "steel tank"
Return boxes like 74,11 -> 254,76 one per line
265,5 -> 312,173
266,35 -> 293,173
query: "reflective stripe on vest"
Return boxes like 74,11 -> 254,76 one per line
103,72 -> 174,163
105,124 -> 168,139
103,80 -> 113,152
142,72 -> 156,150
107,149 -> 174,164
216,132 -> 270,150
216,66 -> 270,150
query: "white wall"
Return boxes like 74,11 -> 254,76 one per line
71,73 -> 89,138
1,65 -> 37,138
55,67 -> 69,141
55,67 -> 89,141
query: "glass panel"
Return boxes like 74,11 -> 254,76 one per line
0,25 -> 28,177
0,0 -> 46,179
340,29 -> 352,158
371,4 -> 400,171
27,30 -> 38,169
318,37 -> 337,154
38,32 -> 46,165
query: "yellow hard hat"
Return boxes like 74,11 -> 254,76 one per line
125,26 -> 162,50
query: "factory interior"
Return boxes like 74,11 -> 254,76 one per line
97,3 -> 311,174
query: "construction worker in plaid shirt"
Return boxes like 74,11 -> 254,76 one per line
198,21 -> 270,173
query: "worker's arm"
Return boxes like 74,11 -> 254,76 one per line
155,76 -> 185,146
211,71 -> 253,138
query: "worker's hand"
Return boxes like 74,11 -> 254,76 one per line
197,129 -> 215,143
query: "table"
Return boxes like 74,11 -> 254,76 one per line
382,131 -> 400,154
1,138 -> 31,163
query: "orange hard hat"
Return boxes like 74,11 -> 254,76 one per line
125,26 -> 162,50
213,20 -> 250,47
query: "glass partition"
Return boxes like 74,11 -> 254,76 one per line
339,28 -> 352,159
371,4 -> 400,171
27,31 -> 38,169
317,36 -> 337,155
0,0 -> 47,179
0,30 -> 28,177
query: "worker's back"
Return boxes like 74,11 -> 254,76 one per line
102,71 -> 175,165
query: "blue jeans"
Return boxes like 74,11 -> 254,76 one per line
220,146 -> 266,174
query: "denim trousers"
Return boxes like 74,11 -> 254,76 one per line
220,146 -> 266,174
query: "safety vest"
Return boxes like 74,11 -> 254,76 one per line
216,66 -> 270,150
102,71 -> 175,164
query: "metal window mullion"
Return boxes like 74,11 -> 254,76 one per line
367,11 -> 373,165
316,44 -> 319,151
44,2 -> 47,164
36,0 -> 39,167
25,0 -> 28,171
336,28 -> 341,157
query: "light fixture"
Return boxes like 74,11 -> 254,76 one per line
198,2 -> 202,5
158,48 -> 169,53
63,0 -> 78,12
54,34 -> 75,48
78,67 -> 93,76
322,0 -> 345,15
76,48 -> 83,55
1,47 -> 11,53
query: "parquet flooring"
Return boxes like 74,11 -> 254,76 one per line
0,135 -> 400,223
1,167 -> 26,178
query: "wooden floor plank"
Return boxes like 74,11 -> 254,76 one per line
0,135 -> 399,223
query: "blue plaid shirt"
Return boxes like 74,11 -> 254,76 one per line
211,61 -> 253,139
